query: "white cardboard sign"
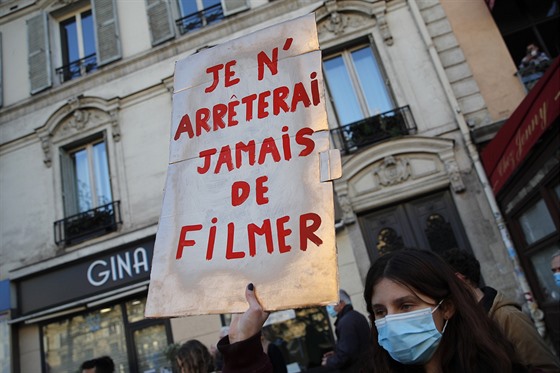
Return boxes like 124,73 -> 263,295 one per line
146,14 -> 341,317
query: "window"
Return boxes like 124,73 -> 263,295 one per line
221,307 -> 334,370
61,138 -> 112,215
42,297 -> 172,373
58,9 -> 97,82
323,45 -> 394,126
175,0 -> 249,34
511,177 -> 560,304
176,0 -> 224,34
27,0 -> 122,91
55,135 -> 119,246
324,45 -> 416,153
491,0 -> 559,66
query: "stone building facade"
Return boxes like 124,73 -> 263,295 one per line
0,0 -> 542,372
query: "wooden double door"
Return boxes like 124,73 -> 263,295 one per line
359,191 -> 472,260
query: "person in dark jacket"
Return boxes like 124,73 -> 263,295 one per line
261,329 -> 288,373
321,289 -> 370,372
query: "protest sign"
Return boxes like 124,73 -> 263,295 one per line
146,13 -> 341,317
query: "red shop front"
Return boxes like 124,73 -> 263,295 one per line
482,57 -> 560,354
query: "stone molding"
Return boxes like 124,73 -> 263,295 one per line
334,136 -> 465,217
35,96 -> 120,167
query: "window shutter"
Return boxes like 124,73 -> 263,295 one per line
92,0 -> 122,67
27,13 -> 52,94
60,150 -> 79,217
145,0 -> 175,46
221,0 -> 249,16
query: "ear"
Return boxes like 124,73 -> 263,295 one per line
441,299 -> 456,320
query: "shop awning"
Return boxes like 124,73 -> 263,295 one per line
481,57 -> 559,194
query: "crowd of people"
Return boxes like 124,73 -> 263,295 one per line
215,248 -> 560,373
82,249 -> 560,373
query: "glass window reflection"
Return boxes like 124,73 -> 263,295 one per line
324,46 -> 394,127
324,56 -> 362,125
530,244 -> 560,302
518,198 -> 556,244
43,306 -> 129,373
351,48 -> 392,115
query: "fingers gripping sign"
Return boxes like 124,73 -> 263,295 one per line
228,284 -> 270,344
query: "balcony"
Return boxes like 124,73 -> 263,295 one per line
176,3 -> 224,35
330,106 -> 417,154
55,53 -> 97,83
54,201 -> 121,246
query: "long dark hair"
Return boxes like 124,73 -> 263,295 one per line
363,249 -> 522,373
176,339 -> 215,373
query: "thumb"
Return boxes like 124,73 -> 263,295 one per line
245,283 -> 263,311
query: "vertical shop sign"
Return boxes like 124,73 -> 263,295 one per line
146,14 -> 341,317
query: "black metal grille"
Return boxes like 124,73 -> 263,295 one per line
55,53 -> 97,83
54,201 -> 121,246
176,3 -> 224,35
330,106 -> 417,154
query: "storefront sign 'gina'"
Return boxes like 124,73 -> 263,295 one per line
87,247 -> 150,286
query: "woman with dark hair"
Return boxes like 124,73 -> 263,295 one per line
176,340 -> 215,373
363,249 -> 527,373
216,250 -> 530,373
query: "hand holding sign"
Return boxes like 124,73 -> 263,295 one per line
146,14 -> 341,317
228,283 -> 270,344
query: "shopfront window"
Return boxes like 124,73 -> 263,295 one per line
133,324 -> 169,372
42,297 -> 171,373
530,244 -> 560,302
43,306 -> 128,373
518,198 -> 556,244
222,307 -> 334,371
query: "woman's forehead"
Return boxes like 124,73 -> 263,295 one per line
371,278 -> 434,305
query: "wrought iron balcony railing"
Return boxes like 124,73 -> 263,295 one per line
54,201 -> 121,246
176,3 -> 224,35
330,106 -> 417,154
55,53 -> 98,83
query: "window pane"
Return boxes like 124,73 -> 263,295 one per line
81,10 -> 96,57
73,148 -> 92,212
43,306 -> 129,373
323,56 -> 363,125
126,298 -> 146,323
530,244 -> 560,302
518,199 -> 556,244
93,142 -> 112,206
133,325 -> 169,373
351,47 -> 393,115
61,17 -> 79,64
203,0 -> 221,8
179,0 -> 198,15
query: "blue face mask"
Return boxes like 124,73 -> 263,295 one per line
374,300 -> 447,365
554,272 -> 560,287
326,305 -> 338,318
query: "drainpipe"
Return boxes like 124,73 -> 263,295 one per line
407,0 -> 546,335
